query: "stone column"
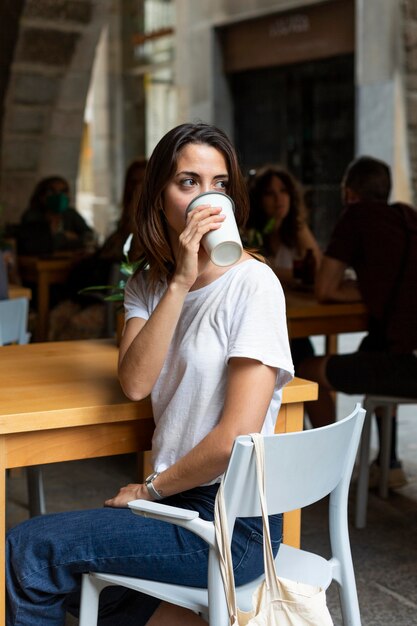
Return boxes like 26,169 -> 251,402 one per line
0,0 -> 112,224
356,0 -> 411,202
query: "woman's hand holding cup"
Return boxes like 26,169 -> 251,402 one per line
185,192 -> 243,267
173,202 -> 225,290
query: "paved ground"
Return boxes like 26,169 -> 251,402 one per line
6,332 -> 417,625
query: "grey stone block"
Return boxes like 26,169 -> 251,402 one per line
406,48 -> 417,71
50,110 -> 84,137
2,139 -> 41,171
407,95 -> 417,126
8,107 -> 48,134
13,73 -> 60,104
404,21 -> 417,49
18,28 -> 80,67
0,175 -> 36,221
59,72 -> 91,108
40,137 -> 81,173
25,0 -> 93,24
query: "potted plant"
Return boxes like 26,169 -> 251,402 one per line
80,235 -> 147,344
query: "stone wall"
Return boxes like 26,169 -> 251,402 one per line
0,0 -> 112,224
403,0 -> 417,203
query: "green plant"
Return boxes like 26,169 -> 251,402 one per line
80,235 -> 147,302
244,217 -> 276,249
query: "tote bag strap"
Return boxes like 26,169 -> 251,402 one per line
251,433 -> 280,598
214,433 -> 280,624
215,480 -> 239,624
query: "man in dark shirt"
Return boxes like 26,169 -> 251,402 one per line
300,156 -> 417,488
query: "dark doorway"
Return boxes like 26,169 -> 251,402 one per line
229,54 -> 354,247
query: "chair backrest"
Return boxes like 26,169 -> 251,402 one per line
221,404 -> 365,531
0,297 -> 31,345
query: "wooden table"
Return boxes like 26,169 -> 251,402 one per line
285,289 -> 369,352
7,284 -> 32,300
0,339 -> 317,623
18,254 -> 79,342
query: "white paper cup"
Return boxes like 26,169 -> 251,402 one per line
185,192 -> 243,266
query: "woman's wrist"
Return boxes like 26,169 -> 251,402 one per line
168,278 -> 191,297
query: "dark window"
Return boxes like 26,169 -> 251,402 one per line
230,54 -> 354,247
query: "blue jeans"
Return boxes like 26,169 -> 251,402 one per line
7,485 -> 282,625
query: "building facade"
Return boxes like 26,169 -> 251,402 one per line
1,0 -> 417,246
172,0 -> 415,244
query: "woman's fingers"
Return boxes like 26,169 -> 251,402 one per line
104,483 -> 143,508
183,205 -> 225,244
172,204 -> 226,288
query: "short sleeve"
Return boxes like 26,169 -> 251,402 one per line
325,207 -> 357,265
124,273 -> 150,322
227,264 -> 294,389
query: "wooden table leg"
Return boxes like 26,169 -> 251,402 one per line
325,334 -> 338,403
275,402 -> 304,549
325,334 -> 338,355
37,269 -> 50,342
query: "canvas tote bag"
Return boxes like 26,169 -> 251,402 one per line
214,433 -> 333,626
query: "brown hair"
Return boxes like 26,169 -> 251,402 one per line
247,165 -> 306,250
342,156 -> 391,203
135,123 -> 249,285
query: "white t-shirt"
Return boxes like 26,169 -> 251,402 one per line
273,243 -> 295,269
124,259 -> 294,475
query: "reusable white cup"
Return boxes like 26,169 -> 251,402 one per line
185,191 -> 243,266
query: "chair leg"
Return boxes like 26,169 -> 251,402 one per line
355,404 -> 373,529
338,578 -> 362,626
379,405 -> 393,499
79,574 -> 108,626
27,466 -> 46,517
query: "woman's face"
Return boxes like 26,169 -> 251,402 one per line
261,175 -> 291,223
163,142 -> 229,240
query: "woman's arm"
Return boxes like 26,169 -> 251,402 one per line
297,223 -> 322,269
118,205 -> 225,400
105,357 -> 277,506
315,255 -> 361,302
118,281 -> 190,400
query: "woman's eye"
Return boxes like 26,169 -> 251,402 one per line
181,178 -> 195,187
215,180 -> 228,190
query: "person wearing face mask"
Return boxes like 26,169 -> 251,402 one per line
47,159 -> 147,341
18,176 -> 95,255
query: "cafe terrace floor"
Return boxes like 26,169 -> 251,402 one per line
6,333 -> 417,626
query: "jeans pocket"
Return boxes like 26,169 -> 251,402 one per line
172,485 -> 219,520
232,515 -> 283,587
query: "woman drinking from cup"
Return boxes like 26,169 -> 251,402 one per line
6,123 -> 293,626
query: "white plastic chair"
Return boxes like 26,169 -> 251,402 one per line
0,297 -> 31,345
355,395 -> 416,529
79,404 -> 365,626
0,298 -> 45,516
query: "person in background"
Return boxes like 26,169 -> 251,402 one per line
48,159 -> 147,341
299,156 -> 417,488
97,157 -> 147,264
18,176 -> 94,255
7,122 -> 293,625
246,165 -> 322,286
246,165 -> 332,427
